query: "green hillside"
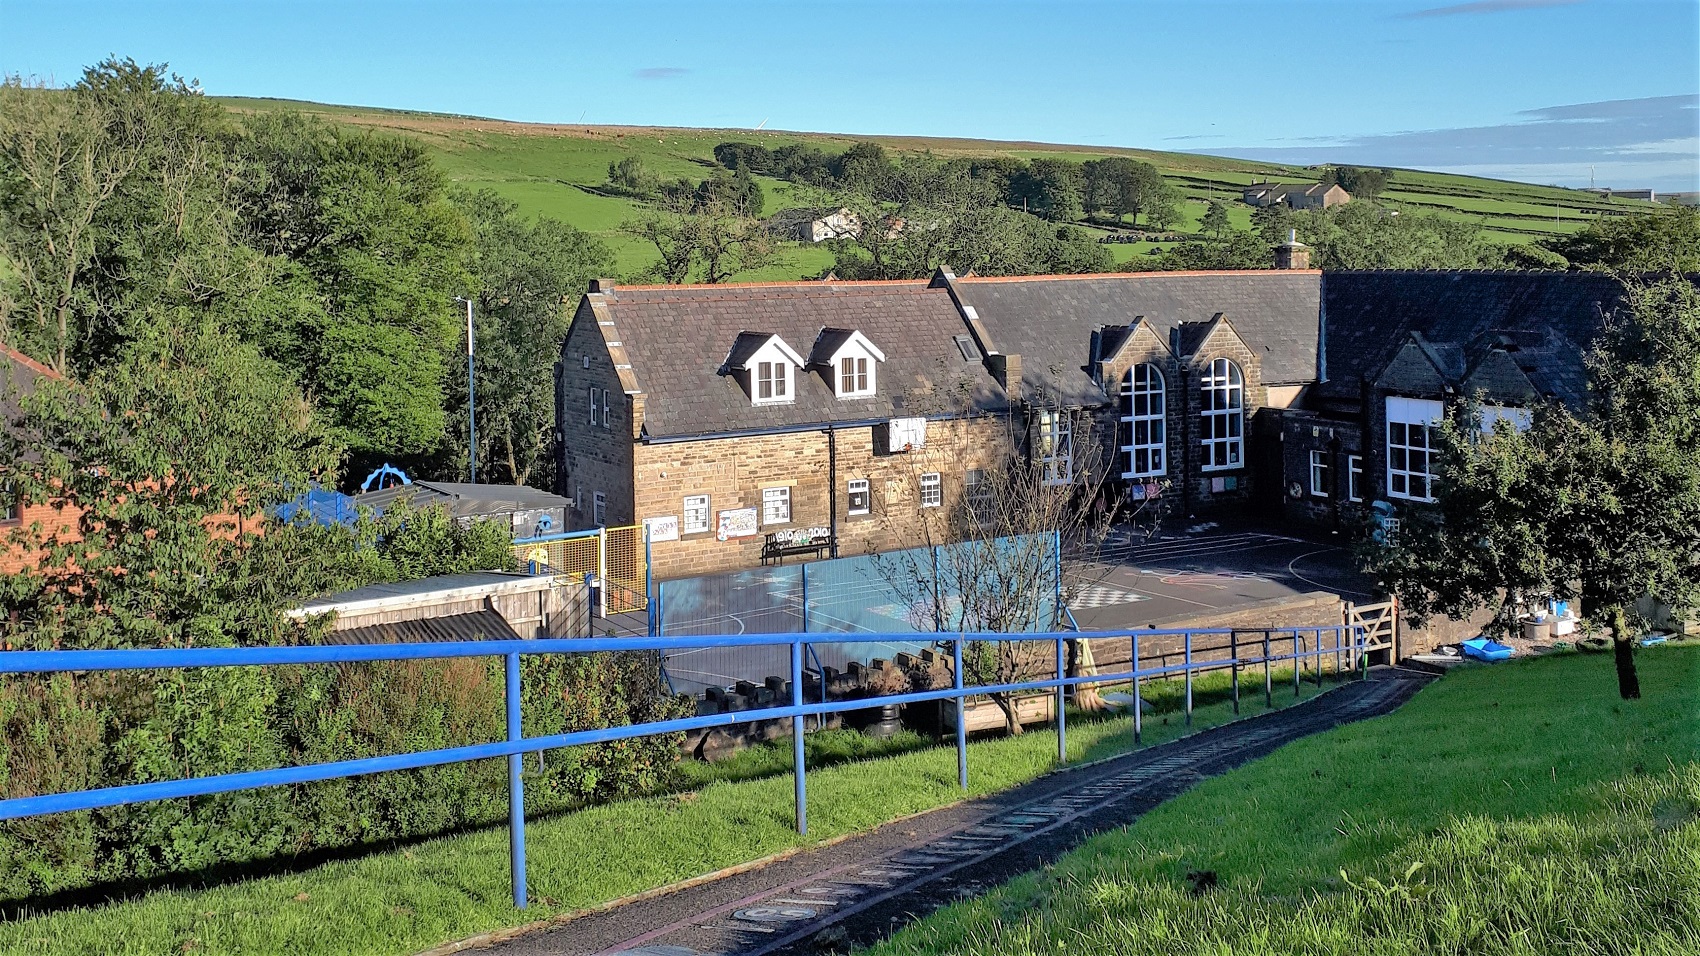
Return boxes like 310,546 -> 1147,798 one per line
220,97 -> 1661,280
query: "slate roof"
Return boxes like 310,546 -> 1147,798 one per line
357,480 -> 571,518
952,271 -> 1325,405
1319,271 -> 1628,406
1,344 -> 59,432
592,281 -> 1008,439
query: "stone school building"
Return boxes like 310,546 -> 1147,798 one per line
554,257 -> 1625,581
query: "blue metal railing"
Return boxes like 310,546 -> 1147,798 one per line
0,625 -> 1364,909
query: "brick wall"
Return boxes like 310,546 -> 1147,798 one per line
556,298 -> 635,529
636,416 -> 1012,580
0,498 -> 81,575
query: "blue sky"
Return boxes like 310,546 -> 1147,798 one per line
3,0 -> 1696,191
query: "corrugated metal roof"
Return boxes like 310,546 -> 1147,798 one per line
334,609 -> 520,644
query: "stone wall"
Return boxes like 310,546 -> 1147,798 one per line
556,297 -> 636,528
636,417 -> 1011,581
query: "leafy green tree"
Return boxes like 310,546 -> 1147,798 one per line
1080,157 -> 1164,224
605,154 -> 659,196
712,141 -> 773,173
621,198 -> 773,285
0,322 -> 343,649
232,111 -> 473,460
1201,200 -> 1231,240
453,189 -> 610,487
831,140 -> 889,189
1326,165 -> 1392,200
1145,184 -> 1183,230
1370,278 -> 1700,700
1010,158 -> 1085,222
1544,206 -> 1700,273
1294,203 -> 1505,270
1152,228 -> 1271,271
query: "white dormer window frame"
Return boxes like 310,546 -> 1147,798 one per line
821,330 -> 886,400
734,335 -> 806,407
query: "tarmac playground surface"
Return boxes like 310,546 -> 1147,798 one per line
627,524 -> 1376,696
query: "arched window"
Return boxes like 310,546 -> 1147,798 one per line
1199,358 -> 1243,471
1121,364 -> 1165,478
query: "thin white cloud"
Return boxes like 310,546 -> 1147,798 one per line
1401,0 -> 1584,18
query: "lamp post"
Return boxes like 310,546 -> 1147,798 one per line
454,296 -> 476,483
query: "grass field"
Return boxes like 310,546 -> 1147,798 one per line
219,97 -> 1658,280
873,646 -> 1700,956
0,666 -> 1345,956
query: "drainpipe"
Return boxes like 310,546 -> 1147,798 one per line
827,425 -> 839,558
1179,364 -> 1193,517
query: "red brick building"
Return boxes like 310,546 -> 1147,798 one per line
1,344 -> 81,576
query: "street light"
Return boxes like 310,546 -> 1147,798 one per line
454,296 -> 476,483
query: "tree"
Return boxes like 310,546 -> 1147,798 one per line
1010,159 -> 1085,222
1544,206 -> 1700,273
1326,165 -> 1392,201
232,110 -> 473,462
621,198 -> 774,285
1080,157 -> 1164,224
1144,183 -> 1183,231
0,321 -> 342,649
1369,278 -> 1700,700
1293,203 -> 1507,270
605,155 -> 659,196
1152,228 -> 1271,271
872,376 -> 1167,733
453,189 -> 610,487
1201,200 -> 1230,240
712,141 -> 773,174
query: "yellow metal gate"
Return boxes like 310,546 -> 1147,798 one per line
511,526 -> 648,615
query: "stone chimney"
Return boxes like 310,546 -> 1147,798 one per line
1274,229 -> 1310,270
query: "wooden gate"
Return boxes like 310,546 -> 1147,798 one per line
1346,598 -> 1398,663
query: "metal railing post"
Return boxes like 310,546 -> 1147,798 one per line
792,638 -> 807,835
505,652 -> 527,910
1334,625 -> 1343,678
1263,630 -> 1273,709
1315,628 -> 1324,687
800,563 -> 810,634
1294,632 -> 1303,698
953,639 -> 967,790
1132,632 -> 1142,746
597,530 -> 608,619
1184,630 -> 1193,727
1230,630 -> 1240,715
1055,635 -> 1067,764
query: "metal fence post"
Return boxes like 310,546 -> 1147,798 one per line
1055,635 -> 1067,764
1263,630 -> 1273,709
596,530 -> 608,619
792,638 -> 807,836
953,638 -> 967,791
1230,630 -> 1240,715
1183,630 -> 1193,727
1294,632 -> 1303,698
645,529 -> 655,636
801,563 -> 810,634
1315,628 -> 1324,687
1334,625 -> 1342,678
1132,631 -> 1142,746
505,652 -> 527,910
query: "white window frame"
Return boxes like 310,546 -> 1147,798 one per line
762,486 -> 791,525
919,472 -> 943,508
592,491 -> 606,526
682,494 -> 710,534
756,360 -> 790,404
600,389 -> 611,428
1387,396 -> 1443,502
1347,455 -> 1363,502
1199,357 -> 1243,472
838,355 -> 872,397
1,480 -> 18,523
964,468 -> 992,520
846,478 -> 871,516
1309,449 -> 1330,497
1037,409 -> 1074,485
1479,404 -> 1532,435
588,386 -> 599,426
1121,363 -> 1166,479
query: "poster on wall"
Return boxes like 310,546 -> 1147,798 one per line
644,515 -> 680,543
716,508 -> 759,541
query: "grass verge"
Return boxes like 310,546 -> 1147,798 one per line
0,667 -> 1344,955
872,646 -> 1700,956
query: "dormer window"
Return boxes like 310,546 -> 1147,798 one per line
725,332 -> 806,407
811,328 -> 885,400
757,360 -> 789,402
839,356 -> 870,396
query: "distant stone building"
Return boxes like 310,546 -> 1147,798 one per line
764,207 -> 862,243
1242,182 -> 1351,210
